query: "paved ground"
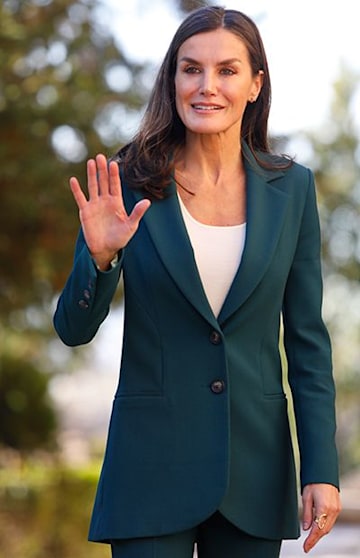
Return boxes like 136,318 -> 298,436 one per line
192,523 -> 359,557
281,523 -> 360,557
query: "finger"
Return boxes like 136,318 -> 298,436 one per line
96,153 -> 110,196
128,199 -> 151,227
108,160 -> 122,196
69,176 -> 88,209
87,158 -> 99,199
303,523 -> 323,553
302,489 -> 314,531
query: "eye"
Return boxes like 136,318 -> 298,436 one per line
220,67 -> 236,75
183,65 -> 201,74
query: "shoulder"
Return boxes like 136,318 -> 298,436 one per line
244,142 -> 314,187
258,151 -> 312,180
252,151 -> 314,191
283,158 -> 313,181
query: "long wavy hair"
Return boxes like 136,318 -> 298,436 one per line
113,6 -> 289,198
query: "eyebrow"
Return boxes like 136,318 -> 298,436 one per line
178,56 -> 243,66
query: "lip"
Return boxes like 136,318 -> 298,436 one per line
191,103 -> 224,111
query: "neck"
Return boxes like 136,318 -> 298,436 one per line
175,132 -> 243,188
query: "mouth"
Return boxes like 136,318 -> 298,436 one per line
191,104 -> 224,111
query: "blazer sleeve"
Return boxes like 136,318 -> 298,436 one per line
53,228 -> 123,346
282,169 -> 339,490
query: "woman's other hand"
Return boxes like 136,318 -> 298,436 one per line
302,483 -> 341,553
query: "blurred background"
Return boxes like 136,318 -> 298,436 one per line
0,0 -> 359,556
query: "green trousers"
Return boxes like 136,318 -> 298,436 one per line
111,512 -> 282,558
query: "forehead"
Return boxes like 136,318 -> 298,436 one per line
177,28 -> 249,62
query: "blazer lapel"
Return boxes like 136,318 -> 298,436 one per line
129,182 -> 219,329
218,155 -> 289,324
126,147 -> 290,330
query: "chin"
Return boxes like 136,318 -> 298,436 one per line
185,121 -> 229,135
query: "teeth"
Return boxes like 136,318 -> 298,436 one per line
193,105 -> 221,111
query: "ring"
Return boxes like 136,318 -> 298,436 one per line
314,513 -> 328,530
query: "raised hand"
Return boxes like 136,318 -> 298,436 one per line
69,153 -> 151,270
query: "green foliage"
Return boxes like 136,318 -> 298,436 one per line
0,0 -> 150,454
0,353 -> 57,451
0,461 -> 105,558
311,65 -> 360,282
176,0 -> 209,12
0,0 -> 148,320
0,0 -> 359,474
295,64 -> 360,474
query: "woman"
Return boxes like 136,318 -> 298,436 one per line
54,6 -> 341,557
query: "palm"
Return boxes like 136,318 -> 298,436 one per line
70,154 -> 150,269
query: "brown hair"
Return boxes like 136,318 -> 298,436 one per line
114,6 -> 289,198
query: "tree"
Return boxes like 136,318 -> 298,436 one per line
311,65 -> 360,282
0,0 -> 149,322
176,0 -> 209,12
0,353 -> 57,451
288,64 -> 360,473
0,0 -> 151,452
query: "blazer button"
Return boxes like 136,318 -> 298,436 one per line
210,380 -> 225,394
78,300 -> 89,309
209,330 -> 221,345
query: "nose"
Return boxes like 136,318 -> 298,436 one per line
199,71 -> 216,96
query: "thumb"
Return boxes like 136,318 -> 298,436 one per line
129,199 -> 151,225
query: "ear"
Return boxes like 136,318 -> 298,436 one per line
249,70 -> 264,102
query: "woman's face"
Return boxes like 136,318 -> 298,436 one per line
174,28 -> 263,138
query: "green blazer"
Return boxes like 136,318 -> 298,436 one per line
54,147 -> 339,543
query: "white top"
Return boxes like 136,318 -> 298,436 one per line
178,195 -> 246,318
